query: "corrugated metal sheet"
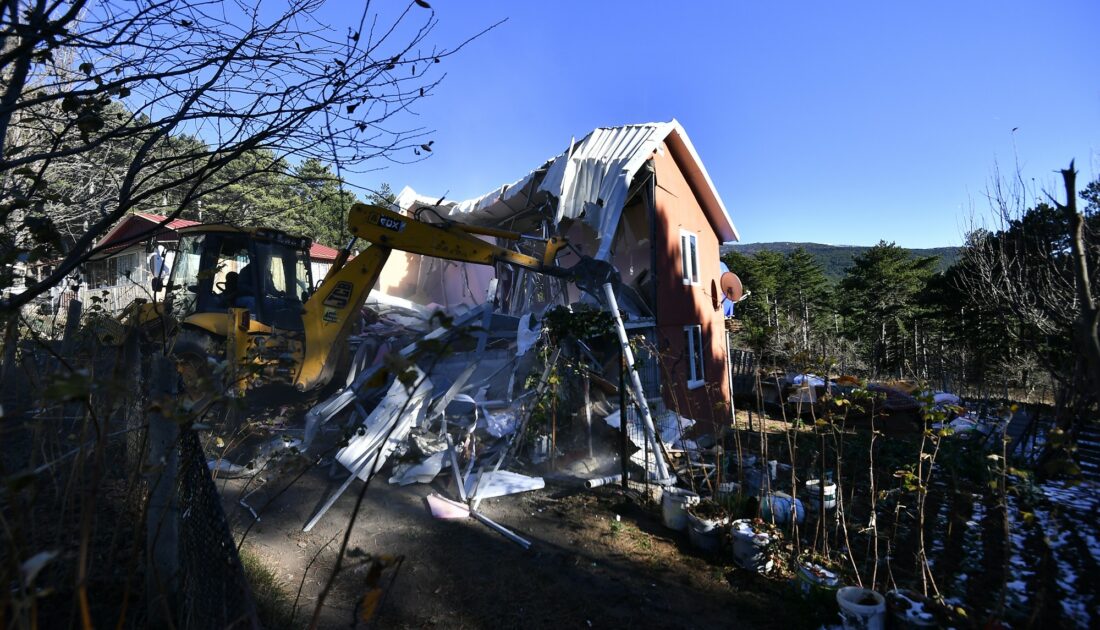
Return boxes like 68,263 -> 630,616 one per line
398,119 -> 738,259
539,123 -> 674,258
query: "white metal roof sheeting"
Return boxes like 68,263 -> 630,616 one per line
538,123 -> 673,259
398,120 -> 738,258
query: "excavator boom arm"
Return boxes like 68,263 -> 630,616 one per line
347,203 -> 570,274
296,203 -> 573,390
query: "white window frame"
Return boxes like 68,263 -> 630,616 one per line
684,324 -> 705,389
680,229 -> 700,285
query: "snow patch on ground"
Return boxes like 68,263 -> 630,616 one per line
1032,500 -> 1093,628
1003,494 -> 1034,612
1040,480 -> 1100,567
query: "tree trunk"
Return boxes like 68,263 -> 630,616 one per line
1058,163 -> 1100,404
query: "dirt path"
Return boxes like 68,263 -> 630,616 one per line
222,466 -> 799,629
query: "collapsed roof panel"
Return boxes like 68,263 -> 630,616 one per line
397,120 -> 738,260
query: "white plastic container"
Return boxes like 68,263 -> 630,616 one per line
731,518 -> 773,573
794,561 -> 840,597
804,479 -> 838,511
661,487 -> 699,531
836,586 -> 886,630
686,512 -> 723,552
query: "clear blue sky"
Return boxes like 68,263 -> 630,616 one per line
340,1 -> 1099,248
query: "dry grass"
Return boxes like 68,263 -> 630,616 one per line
239,545 -> 297,629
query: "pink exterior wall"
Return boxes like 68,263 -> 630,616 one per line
375,246 -> 495,309
650,143 -> 731,432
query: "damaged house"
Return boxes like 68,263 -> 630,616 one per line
386,120 -> 740,432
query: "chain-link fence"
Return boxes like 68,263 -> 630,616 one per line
174,428 -> 261,629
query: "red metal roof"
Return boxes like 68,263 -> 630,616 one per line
95,211 -> 341,261
93,211 -> 199,258
132,211 -> 201,231
308,242 -> 340,261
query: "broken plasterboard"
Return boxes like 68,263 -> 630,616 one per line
516,312 -> 542,357
336,368 -> 433,481
426,493 -> 471,520
388,451 -> 447,486
464,470 -> 545,500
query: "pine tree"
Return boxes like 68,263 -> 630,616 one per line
839,241 -> 936,375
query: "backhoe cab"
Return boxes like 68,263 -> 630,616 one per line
160,203 -> 617,397
164,224 -> 316,393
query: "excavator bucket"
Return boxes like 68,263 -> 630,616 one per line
566,255 -> 621,301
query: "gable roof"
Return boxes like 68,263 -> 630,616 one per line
308,242 -> 340,261
396,119 -> 738,260
92,211 -> 202,258
95,211 -> 339,262
133,211 -> 202,231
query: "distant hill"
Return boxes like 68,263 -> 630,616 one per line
721,242 -> 961,283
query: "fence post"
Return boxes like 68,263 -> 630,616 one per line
60,298 -> 82,355
124,331 -> 145,470
146,352 -> 179,625
1,315 -> 18,413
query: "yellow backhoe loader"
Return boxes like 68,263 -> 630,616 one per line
148,203 -> 613,397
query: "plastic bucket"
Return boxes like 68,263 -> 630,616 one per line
661,487 -> 699,531
795,562 -> 840,597
760,492 -> 805,525
805,479 -> 838,511
686,512 -> 723,553
836,587 -> 886,630
731,519 -> 772,572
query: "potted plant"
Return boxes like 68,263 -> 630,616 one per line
836,586 -> 886,630
730,518 -> 779,573
685,498 -> 728,552
794,555 -> 841,599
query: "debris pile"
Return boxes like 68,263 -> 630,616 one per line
280,282 -> 687,545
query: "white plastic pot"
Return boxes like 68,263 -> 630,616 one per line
794,562 -> 840,597
686,512 -> 723,552
731,519 -> 773,573
661,487 -> 699,531
805,479 -> 838,511
836,586 -> 886,630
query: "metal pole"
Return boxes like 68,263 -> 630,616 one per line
602,283 -> 671,483
585,473 -> 625,489
583,372 -> 593,459
146,353 -> 179,624
620,352 -> 628,490
469,510 -> 532,550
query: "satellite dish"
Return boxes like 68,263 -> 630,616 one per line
720,272 -> 743,303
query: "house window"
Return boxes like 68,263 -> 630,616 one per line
115,253 -> 138,283
680,230 -> 699,285
86,260 -> 110,288
684,324 -> 705,389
